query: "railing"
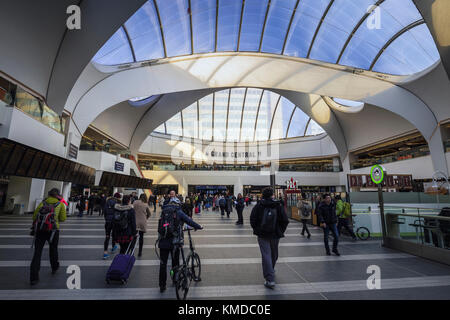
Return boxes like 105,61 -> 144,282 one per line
140,163 -> 342,172
351,144 -> 430,170
384,208 -> 450,250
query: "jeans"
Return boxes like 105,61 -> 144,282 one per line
30,230 -> 60,281
236,207 -> 244,223
88,204 -> 94,215
337,218 -> 356,239
104,222 -> 116,252
138,231 -> 144,256
159,248 -> 180,288
323,223 -> 339,252
220,207 -> 225,216
152,202 -> 157,212
301,219 -> 311,236
257,237 -> 279,282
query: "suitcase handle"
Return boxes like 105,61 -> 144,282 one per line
126,233 -> 140,256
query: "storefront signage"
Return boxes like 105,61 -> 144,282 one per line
286,177 -> 299,190
207,151 -> 261,158
68,143 -> 78,159
348,173 -> 412,188
114,161 -> 124,172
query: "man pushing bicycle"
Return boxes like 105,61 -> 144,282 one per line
156,191 -> 203,293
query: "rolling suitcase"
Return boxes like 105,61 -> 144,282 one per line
106,234 -> 139,284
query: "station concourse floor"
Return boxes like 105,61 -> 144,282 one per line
0,206 -> 449,300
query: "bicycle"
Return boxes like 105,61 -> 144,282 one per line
337,214 -> 371,240
170,226 -> 202,300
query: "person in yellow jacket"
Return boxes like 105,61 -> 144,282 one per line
30,188 -> 67,285
335,195 -> 356,240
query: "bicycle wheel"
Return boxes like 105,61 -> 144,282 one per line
187,252 -> 201,281
175,267 -> 189,300
356,227 -> 370,240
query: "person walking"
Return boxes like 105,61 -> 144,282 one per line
149,194 -> 157,213
77,193 -> 87,217
182,197 -> 194,217
133,194 -> 152,257
157,197 -> 203,293
30,188 -> 67,285
219,194 -> 226,217
250,187 -> 289,289
112,195 -> 137,255
297,195 -> 311,239
99,193 -> 106,216
317,194 -> 340,256
102,193 -> 120,259
225,193 -> 233,218
335,195 -> 357,240
235,193 -> 245,225
88,192 -> 96,216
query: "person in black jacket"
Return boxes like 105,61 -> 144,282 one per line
316,194 -> 340,256
112,195 -> 137,255
103,193 -> 121,259
235,193 -> 245,225
225,193 -> 233,218
158,198 -> 203,293
250,187 -> 289,289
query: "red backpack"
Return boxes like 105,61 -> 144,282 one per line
33,200 -> 60,233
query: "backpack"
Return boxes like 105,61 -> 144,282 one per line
34,200 -> 60,233
113,209 -> 129,231
219,198 -> 226,207
343,202 -> 351,218
158,205 -> 179,239
301,203 -> 312,218
260,206 -> 278,234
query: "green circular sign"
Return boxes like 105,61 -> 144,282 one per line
370,165 -> 385,184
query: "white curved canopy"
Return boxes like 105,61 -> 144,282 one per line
93,0 -> 440,76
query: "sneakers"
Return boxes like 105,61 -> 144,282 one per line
110,245 -> 118,254
51,263 -> 60,275
264,281 -> 275,289
30,279 -> 39,286
332,249 -> 341,256
103,253 -> 110,260
307,234 -> 311,239
160,286 -> 166,293
326,251 -> 331,256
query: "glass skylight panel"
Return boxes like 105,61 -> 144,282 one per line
333,98 -> 364,108
240,88 -> 262,142
198,95 -> 213,141
226,88 -> 245,142
255,91 -> 279,141
216,0 -> 242,51
213,90 -> 230,141
182,102 -> 198,138
124,1 -> 165,61
339,3 -> 404,68
381,0 -> 422,27
287,108 -> 309,138
270,97 -> 295,140
154,123 -> 166,134
156,0 -> 191,57
261,0 -> 297,54
305,119 -> 324,136
239,0 -> 269,51
92,27 -> 133,65
409,24 -> 440,62
372,25 -> 438,75
309,0 -> 376,63
165,112 -> 183,136
191,0 -> 216,53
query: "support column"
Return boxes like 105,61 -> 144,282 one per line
27,178 -> 46,213
429,129 -> 449,176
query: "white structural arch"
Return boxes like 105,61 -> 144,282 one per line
68,52 -> 448,174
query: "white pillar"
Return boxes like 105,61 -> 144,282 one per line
429,129 -> 449,176
28,178 -> 46,213
62,182 -> 72,201
235,176 -> 243,196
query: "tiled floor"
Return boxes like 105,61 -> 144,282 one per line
0,206 -> 449,300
